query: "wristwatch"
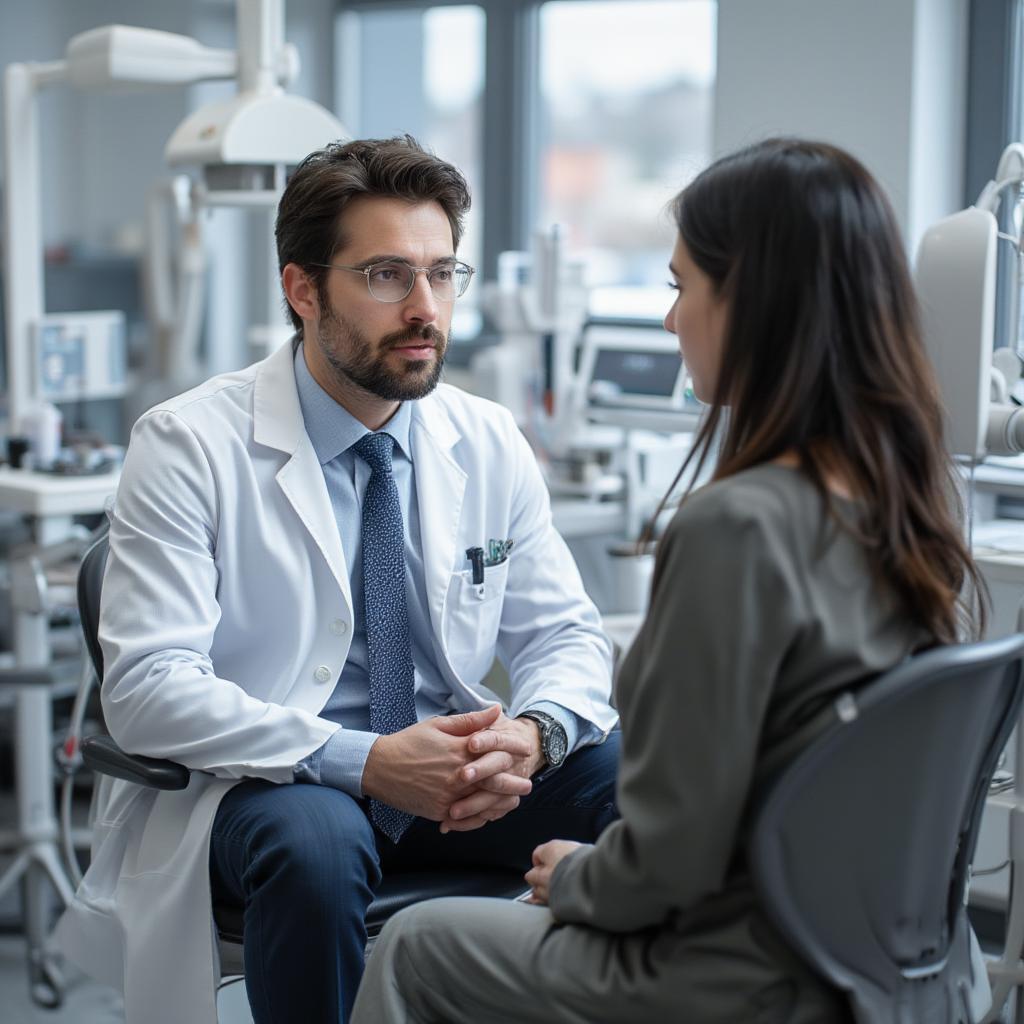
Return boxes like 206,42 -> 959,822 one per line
518,710 -> 568,772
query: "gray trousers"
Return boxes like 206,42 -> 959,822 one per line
351,895 -> 851,1024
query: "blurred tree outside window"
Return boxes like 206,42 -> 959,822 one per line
539,1 -> 716,321
340,4 -> 485,339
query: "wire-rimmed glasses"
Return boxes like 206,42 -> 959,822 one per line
310,259 -> 475,303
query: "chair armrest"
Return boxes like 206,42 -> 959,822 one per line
82,735 -> 191,791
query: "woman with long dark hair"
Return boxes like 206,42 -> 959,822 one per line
350,138 -> 986,1023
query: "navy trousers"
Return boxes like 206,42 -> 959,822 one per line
209,732 -> 620,1024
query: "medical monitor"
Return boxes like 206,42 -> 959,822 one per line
576,325 -> 687,412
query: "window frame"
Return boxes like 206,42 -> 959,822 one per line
338,0 -> 542,289
966,0 -> 1023,351
341,0 -> 714,332
342,1 -> 1013,335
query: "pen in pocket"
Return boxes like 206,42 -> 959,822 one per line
465,546 -> 485,585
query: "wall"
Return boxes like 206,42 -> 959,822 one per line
714,0 -> 970,255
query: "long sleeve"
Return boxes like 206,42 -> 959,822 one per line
549,484 -> 806,932
101,409 -> 339,781
294,728 -> 379,793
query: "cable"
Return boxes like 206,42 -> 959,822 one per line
57,650 -> 97,888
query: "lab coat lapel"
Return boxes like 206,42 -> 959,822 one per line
277,443 -> 354,610
410,395 -> 466,641
252,341 -> 353,609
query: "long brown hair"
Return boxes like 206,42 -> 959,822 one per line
654,138 -> 984,642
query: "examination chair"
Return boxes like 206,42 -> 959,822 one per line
750,633 -> 1024,1024
76,532 -> 526,981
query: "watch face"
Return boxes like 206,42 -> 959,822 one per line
546,724 -> 568,766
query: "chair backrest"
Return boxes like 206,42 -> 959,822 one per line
77,531 -> 109,681
750,634 -> 1024,1024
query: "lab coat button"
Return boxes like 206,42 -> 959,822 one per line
330,619 -> 348,636
314,665 -> 332,684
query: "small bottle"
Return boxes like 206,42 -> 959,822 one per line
21,402 -> 63,470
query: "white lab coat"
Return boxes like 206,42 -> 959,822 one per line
55,339 -> 616,1024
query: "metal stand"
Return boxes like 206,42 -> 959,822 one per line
986,601 -> 1024,1023
0,537 -> 88,1008
986,716 -> 1024,1023
983,737 -> 1024,1024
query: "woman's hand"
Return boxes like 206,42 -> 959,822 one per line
524,839 -> 583,905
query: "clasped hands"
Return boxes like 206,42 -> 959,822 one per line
361,704 -> 545,833
361,704 -> 585,905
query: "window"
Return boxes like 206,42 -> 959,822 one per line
336,4 -> 486,338
966,0 -> 1024,353
338,0 -> 716,332
537,1 -> 716,321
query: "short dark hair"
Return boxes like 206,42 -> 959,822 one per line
275,135 -> 472,330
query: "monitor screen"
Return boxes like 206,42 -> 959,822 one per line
589,347 -> 682,400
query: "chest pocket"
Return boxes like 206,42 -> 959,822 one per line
443,559 -> 511,681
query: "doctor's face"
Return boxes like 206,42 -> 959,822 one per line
313,196 -> 453,402
664,234 -> 728,404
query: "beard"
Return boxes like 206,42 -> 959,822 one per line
315,305 -> 447,402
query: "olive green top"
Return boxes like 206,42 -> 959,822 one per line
550,463 -> 929,1021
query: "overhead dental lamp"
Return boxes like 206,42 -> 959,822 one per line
2,0 -> 346,435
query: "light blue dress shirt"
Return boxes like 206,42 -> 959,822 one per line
291,344 -> 579,795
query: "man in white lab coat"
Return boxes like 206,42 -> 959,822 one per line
55,136 -> 618,1024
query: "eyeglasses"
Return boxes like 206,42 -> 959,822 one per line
310,259 -> 475,303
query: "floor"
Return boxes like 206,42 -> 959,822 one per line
0,933 -> 124,1024
0,773 -> 124,1024
0,759 -> 253,1024
0,854 -> 252,1022
0,931 -> 255,1024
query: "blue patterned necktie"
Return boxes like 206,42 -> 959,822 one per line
353,432 -> 418,843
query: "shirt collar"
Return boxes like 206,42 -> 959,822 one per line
293,342 -> 413,465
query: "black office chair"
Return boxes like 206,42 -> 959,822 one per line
750,634 -> 1024,1024
76,532 -> 525,977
